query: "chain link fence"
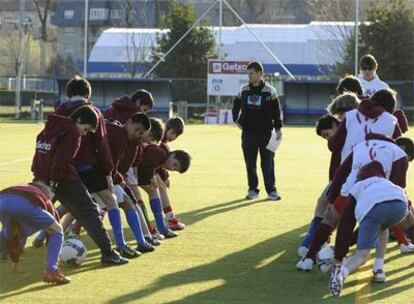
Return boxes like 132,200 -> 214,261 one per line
1,0 -> 413,123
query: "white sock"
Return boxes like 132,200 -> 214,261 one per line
166,211 -> 175,220
373,258 -> 384,271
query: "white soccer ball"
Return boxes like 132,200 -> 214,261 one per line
316,246 -> 334,273
60,237 -> 87,266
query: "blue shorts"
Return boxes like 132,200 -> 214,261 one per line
357,200 -> 407,250
0,194 -> 56,239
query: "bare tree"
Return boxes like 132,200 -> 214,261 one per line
33,0 -> 56,42
123,31 -> 155,78
305,0 -> 370,67
0,28 -> 37,76
33,0 -> 56,76
114,0 -> 144,28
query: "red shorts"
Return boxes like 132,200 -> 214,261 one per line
333,196 -> 349,214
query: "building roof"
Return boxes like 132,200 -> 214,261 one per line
89,22 -> 355,67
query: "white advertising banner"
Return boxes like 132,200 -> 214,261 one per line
207,60 -> 250,96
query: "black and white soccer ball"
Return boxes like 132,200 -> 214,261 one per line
60,237 -> 87,266
316,246 -> 334,273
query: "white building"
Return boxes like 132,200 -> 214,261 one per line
88,22 -> 355,78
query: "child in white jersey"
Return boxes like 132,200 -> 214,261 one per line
357,54 -> 389,95
329,161 -> 412,297
297,134 -> 412,272
328,89 -> 401,164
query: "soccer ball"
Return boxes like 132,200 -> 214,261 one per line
60,237 -> 87,266
316,246 -> 334,273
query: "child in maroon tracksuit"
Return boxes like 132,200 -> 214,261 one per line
137,118 -> 191,239
155,117 -> 186,231
35,76 -> 127,265
104,89 -> 155,241
105,114 -> 156,253
104,89 -> 154,123
32,108 -> 94,186
0,182 -> 69,285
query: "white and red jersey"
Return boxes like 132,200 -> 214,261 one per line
341,109 -> 398,162
358,75 -> 389,95
350,177 -> 408,223
340,140 -> 407,196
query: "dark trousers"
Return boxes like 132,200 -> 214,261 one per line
241,131 -> 276,194
55,180 -> 112,254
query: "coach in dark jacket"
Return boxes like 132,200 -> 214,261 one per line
232,61 -> 283,201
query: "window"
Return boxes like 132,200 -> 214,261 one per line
110,9 -> 121,20
89,8 -> 108,21
64,10 -> 74,19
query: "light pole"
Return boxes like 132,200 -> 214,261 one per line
354,0 -> 360,75
14,0 -> 25,119
83,0 -> 89,77
216,0 -> 223,123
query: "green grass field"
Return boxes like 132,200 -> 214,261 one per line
0,123 -> 413,304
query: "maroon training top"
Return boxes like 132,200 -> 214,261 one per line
1,183 -> 59,263
31,115 -> 81,184
106,121 -> 129,185
119,139 -> 141,176
394,109 -> 409,134
137,144 -> 169,182
104,95 -> 140,124
157,140 -> 171,181
55,100 -> 114,176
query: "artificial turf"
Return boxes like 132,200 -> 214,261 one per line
0,123 -> 413,304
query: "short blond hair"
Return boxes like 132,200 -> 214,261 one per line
327,93 -> 360,116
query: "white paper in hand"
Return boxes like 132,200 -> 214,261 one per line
266,130 -> 282,153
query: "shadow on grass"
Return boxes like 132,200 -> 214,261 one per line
0,245 -> 75,301
104,221 -> 413,304
179,198 -> 268,227
105,225 -> 326,304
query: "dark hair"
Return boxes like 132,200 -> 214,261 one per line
396,137 -> 414,161
130,113 -> 150,130
66,76 -> 92,99
131,89 -> 154,109
327,93 -> 360,116
70,105 -> 98,130
316,115 -> 340,136
149,117 -> 165,142
166,117 -> 185,136
336,75 -> 363,96
247,61 -> 264,73
360,54 -> 378,70
371,89 -> 397,113
171,150 -> 191,173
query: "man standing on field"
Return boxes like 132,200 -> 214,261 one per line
232,61 -> 283,201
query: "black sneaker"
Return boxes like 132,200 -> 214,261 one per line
101,250 -> 129,265
161,228 -> 178,239
137,242 -> 155,253
117,244 -> 141,258
152,230 -> 165,241
145,236 -> 161,246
